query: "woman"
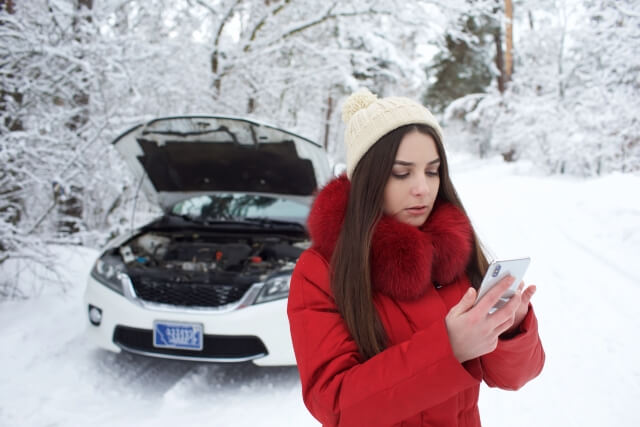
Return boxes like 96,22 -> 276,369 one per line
287,89 -> 545,426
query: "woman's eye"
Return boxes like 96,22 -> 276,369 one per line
426,170 -> 439,177
392,172 -> 409,179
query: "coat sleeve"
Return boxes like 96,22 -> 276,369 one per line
287,250 -> 481,427
480,304 -> 545,390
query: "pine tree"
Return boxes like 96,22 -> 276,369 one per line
424,14 -> 495,113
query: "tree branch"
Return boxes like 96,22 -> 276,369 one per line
244,0 -> 293,52
614,2 -> 640,18
204,0 -> 242,91
246,6 -> 392,53
192,0 -> 218,16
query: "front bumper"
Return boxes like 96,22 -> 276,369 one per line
83,276 -> 296,366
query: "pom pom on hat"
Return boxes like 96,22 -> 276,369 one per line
341,88 -> 444,179
341,88 -> 378,124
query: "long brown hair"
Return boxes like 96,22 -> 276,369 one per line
330,124 -> 489,360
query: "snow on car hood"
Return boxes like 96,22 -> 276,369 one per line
112,116 -> 332,211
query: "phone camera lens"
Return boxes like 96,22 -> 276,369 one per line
492,265 -> 501,277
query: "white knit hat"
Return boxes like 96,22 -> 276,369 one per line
342,88 -> 443,179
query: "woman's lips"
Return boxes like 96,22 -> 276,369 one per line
406,206 -> 428,215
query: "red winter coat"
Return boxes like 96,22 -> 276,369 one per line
287,176 -> 545,427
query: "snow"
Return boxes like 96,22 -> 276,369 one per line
2,155 -> 640,426
451,155 -> 640,427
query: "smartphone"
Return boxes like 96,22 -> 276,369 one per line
474,257 -> 531,313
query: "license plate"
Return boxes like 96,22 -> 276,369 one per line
153,321 -> 203,351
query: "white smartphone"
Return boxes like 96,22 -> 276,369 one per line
474,257 -> 531,313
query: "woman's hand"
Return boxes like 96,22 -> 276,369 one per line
502,281 -> 536,337
445,276 -> 526,363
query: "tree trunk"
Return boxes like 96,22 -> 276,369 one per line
323,93 -> 333,151
0,0 -> 23,131
211,50 -> 221,92
209,0 -> 244,96
494,28 -> 505,93
0,0 -> 14,13
67,0 -> 93,132
56,0 -> 94,234
505,0 -> 514,81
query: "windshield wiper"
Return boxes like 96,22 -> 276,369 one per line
202,216 -> 304,231
242,217 -> 304,229
170,214 -> 210,225
169,213 -> 303,231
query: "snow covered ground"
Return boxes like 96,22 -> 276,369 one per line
1,154 -> 639,427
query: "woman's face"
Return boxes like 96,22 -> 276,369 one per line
382,131 -> 441,227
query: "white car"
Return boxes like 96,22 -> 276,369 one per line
84,116 -> 332,366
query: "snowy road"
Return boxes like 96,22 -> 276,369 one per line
1,155 -> 639,427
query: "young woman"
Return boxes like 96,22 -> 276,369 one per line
287,89 -> 545,427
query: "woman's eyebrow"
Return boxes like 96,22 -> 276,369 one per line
394,158 -> 440,166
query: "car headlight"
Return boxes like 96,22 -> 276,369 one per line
90,254 -> 126,295
255,273 -> 291,304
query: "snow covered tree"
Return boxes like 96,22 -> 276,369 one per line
424,10 -> 495,113
194,0 -> 465,159
1,0 -> 471,297
0,0 -> 205,295
442,0 -> 640,175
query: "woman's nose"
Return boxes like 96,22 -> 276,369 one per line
411,174 -> 430,196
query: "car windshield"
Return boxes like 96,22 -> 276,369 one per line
171,194 -> 309,223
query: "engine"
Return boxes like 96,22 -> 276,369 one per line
114,231 -> 309,308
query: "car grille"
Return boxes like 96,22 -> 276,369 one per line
113,326 -> 268,360
131,277 -> 250,308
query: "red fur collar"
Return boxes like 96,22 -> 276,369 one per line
307,175 -> 473,301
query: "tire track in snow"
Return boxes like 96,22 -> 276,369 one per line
559,231 -> 640,284
90,349 -> 196,398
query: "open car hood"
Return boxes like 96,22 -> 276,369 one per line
112,116 -> 332,211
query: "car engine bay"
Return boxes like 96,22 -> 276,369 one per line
112,231 -> 309,307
